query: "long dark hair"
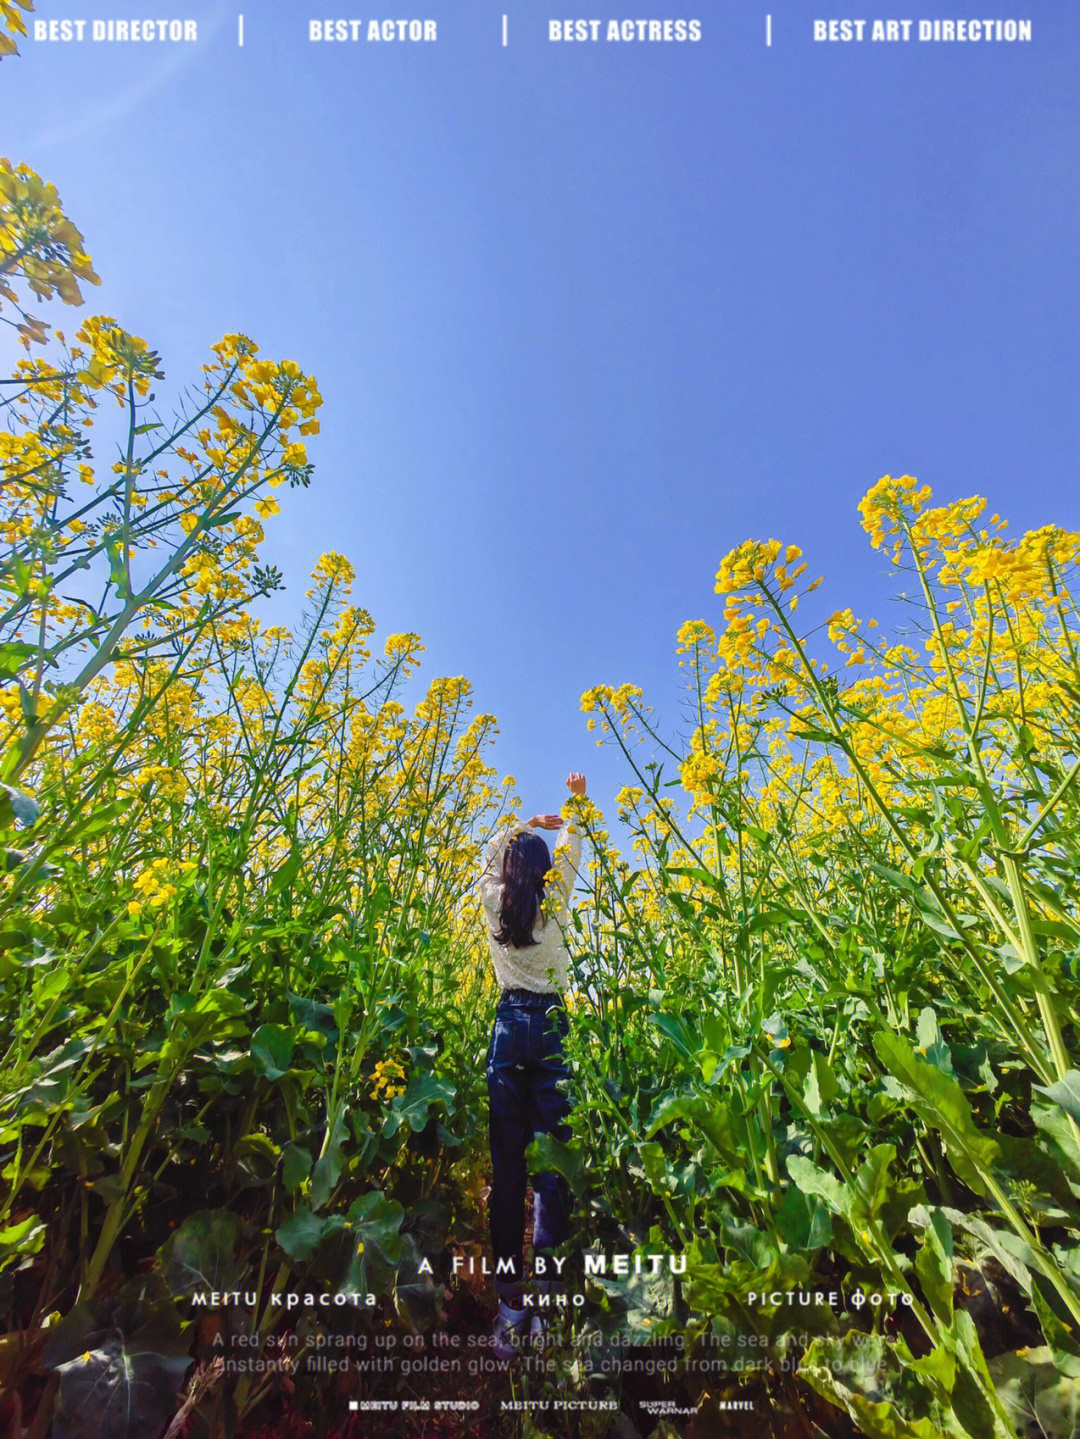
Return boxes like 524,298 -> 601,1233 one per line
493,830 -> 551,948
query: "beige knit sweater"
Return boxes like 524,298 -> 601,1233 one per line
479,820 -> 582,992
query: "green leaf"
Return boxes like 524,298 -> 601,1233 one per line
43,1273 -> 190,1439
994,1131 -> 1075,1209
288,992 -> 338,1044
281,1143 -> 312,1193
916,908 -> 963,941
786,1155 -> 849,1219
526,1131 -> 586,1189
341,1192 -> 407,1297
799,1332 -> 972,1439
762,1011 -> 790,1049
1031,1100 -> 1080,1181
646,1089 -> 740,1163
0,1213 -> 45,1273
849,1144 -> 902,1233
647,1010 -> 697,1058
101,533 -> 131,600
158,1209 -> 251,1299
382,1073 -> 455,1138
775,1183 -> 833,1251
272,848 -> 303,892
989,1346 -> 1080,1439
790,728 -> 838,747
250,1023 -> 294,1081
915,1208 -> 954,1326
276,1204 -> 341,1263
867,861 -> 918,894
170,988 -> 249,1047
948,1310 -> 1005,1439
1035,1072 -> 1080,1126
1,784 -> 38,828
915,1007 -> 953,1074
392,1232 -> 442,1330
909,1205 -> 1034,1298
310,1112 -> 349,1210
873,1031 -> 1001,1198
17,680 -> 35,726
0,642 -> 38,681
804,1052 -> 839,1116
57,800 -> 129,846
631,1140 -> 677,1196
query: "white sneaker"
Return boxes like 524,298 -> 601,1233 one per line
492,1300 -> 531,1360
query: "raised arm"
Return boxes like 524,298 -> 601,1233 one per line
481,779 -> 586,924
479,826 -> 516,921
550,773 -> 586,918
552,821 -> 582,898
478,809 -> 563,920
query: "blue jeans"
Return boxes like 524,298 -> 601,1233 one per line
486,988 -> 571,1298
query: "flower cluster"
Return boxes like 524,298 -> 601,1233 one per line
370,1058 -> 406,1101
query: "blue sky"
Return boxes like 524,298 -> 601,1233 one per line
6,2 -> 1079,824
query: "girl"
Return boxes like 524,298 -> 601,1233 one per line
478,771 -> 586,1357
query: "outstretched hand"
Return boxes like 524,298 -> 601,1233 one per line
526,775 -> 584,828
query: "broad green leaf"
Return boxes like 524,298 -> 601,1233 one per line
381,1073 -> 455,1138
849,1144 -> 901,1233
392,1231 -> 441,1330
526,1131 -> 586,1189
250,1023 -> 294,1081
310,1111 -> 349,1210
915,1207 -> 954,1326
989,1346 -> 1080,1439
288,992 -> 338,1044
647,1010 -> 697,1057
786,1155 -> 849,1218
800,1332 -> 973,1439
909,1205 -> 1033,1298
804,1051 -> 839,1116
158,1209 -> 250,1299
762,1011 -> 790,1049
949,1310 -> 1010,1439
0,642 -> 38,681
276,1205 -> 343,1262
1028,1272 -> 1080,1375
646,1089 -> 740,1162
874,1031 -> 1001,1198
1031,1100 -> 1080,1181
775,1183 -> 833,1251
281,1143 -> 312,1193
0,1213 -> 45,1272
631,1140 -> 676,1195
43,1273 -> 190,1439
1036,1072 -> 1080,1127
915,1007 -> 953,1074
341,1192 -> 406,1296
